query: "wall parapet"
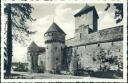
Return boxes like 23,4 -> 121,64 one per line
66,25 -> 123,47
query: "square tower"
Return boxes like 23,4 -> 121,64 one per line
74,4 -> 99,35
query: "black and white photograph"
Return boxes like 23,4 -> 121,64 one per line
0,0 -> 127,82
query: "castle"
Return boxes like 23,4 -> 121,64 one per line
27,5 -> 123,75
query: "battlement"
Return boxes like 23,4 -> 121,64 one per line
66,25 -> 123,47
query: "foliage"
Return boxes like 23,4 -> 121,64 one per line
4,4 -> 36,45
92,47 -> 122,72
4,3 -> 35,75
105,3 -> 123,23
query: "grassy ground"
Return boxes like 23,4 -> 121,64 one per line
4,71 -> 122,79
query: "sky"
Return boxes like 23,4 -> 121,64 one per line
12,3 -> 123,63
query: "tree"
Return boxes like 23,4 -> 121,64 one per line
0,3 -> 1,79
4,4 -> 36,75
92,47 -> 123,72
105,3 -> 123,23
92,47 -> 107,71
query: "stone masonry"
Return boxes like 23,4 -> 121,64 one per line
27,5 -> 123,75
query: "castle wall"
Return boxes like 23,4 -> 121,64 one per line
27,53 -> 38,72
66,25 -> 123,47
72,41 -> 122,71
66,25 -> 123,72
66,38 -> 75,47
67,40 -> 123,73
38,53 -> 46,71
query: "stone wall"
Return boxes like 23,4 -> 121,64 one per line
38,53 -> 46,71
66,25 -> 123,72
66,37 -> 75,47
67,40 -> 123,72
27,53 -> 38,72
66,25 -> 123,47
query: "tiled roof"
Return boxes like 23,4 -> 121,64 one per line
45,22 -> 66,35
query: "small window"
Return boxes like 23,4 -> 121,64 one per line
92,57 -> 96,61
56,58 -> 58,61
119,49 -> 120,52
77,46 -> 78,49
80,33 -> 82,40
98,43 -> 100,47
61,47 -> 63,51
48,33 -> 51,36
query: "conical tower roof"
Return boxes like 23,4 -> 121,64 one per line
29,41 -> 38,48
45,22 -> 66,35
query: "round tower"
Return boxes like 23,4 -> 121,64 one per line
44,22 -> 66,74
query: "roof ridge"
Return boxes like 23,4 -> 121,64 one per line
74,5 -> 94,17
29,41 -> 38,48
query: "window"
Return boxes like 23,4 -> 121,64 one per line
77,46 -> 78,49
56,58 -> 58,61
92,57 -> 96,61
80,33 -> 82,40
98,43 -> 100,47
119,49 -> 120,52
61,47 -> 63,51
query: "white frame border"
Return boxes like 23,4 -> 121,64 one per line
1,0 -> 127,82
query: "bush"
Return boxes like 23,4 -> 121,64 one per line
90,70 -> 123,78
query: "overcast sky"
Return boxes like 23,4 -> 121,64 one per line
12,3 -> 123,62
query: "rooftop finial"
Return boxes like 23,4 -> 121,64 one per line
53,15 -> 55,23
85,3 -> 89,7
53,17 -> 54,23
